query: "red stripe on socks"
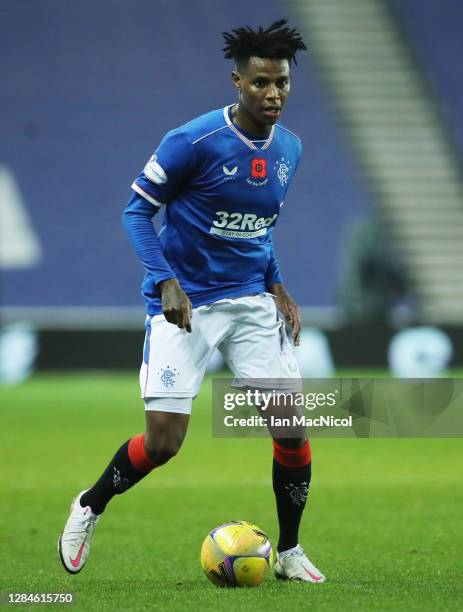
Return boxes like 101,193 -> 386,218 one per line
273,439 -> 311,468
128,434 -> 156,473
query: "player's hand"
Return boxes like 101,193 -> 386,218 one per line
270,283 -> 301,346
159,278 -> 192,332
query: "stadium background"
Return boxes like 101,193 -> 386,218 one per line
1,1 -> 462,610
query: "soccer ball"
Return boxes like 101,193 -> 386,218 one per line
200,521 -> 273,588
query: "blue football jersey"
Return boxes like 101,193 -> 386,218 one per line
127,104 -> 302,314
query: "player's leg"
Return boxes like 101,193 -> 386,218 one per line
58,312 -> 211,574
80,409 -> 190,514
219,294 -> 325,582
58,408 -> 190,574
271,435 -> 310,553
271,435 -> 324,582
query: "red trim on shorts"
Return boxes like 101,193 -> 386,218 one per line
273,439 -> 311,467
128,434 -> 156,473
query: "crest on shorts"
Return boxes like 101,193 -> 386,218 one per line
157,366 -> 179,388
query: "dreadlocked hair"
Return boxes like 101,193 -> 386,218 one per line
222,19 -> 306,68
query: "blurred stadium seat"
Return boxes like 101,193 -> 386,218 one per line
388,0 -> 463,159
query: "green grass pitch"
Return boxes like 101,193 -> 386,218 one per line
1,372 -> 462,611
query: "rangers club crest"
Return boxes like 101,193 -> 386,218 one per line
157,366 -> 179,388
274,157 -> 291,186
285,482 -> 309,506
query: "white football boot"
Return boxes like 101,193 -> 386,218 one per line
275,545 -> 326,583
58,491 -> 99,573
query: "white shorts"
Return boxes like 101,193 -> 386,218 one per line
139,293 -> 301,410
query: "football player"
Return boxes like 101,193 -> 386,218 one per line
59,19 -> 325,584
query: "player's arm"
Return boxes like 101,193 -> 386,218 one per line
122,193 -> 192,332
267,137 -> 303,345
123,194 -> 192,332
124,130 -> 196,331
266,241 -> 301,346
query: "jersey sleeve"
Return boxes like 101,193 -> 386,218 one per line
122,191 -> 176,285
293,136 -> 303,175
131,129 -> 195,206
265,237 -> 283,288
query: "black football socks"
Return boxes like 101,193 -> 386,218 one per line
272,440 -> 312,552
80,434 -> 155,515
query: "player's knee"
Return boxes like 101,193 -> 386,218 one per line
274,436 -> 307,449
144,437 -> 182,465
273,437 -> 312,474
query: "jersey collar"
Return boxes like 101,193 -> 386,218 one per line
223,105 -> 275,151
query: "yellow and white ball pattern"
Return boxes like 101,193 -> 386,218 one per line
200,521 -> 273,588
